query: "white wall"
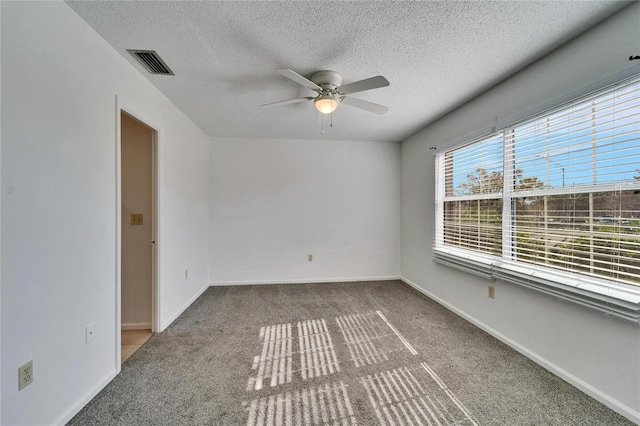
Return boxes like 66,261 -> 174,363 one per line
210,137 -> 401,284
401,3 -> 640,423
1,2 -> 210,425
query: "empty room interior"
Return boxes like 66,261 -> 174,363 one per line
2,1 -> 640,425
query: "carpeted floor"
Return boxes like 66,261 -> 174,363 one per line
69,280 -> 634,425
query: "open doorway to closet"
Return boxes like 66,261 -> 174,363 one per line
120,111 -> 157,362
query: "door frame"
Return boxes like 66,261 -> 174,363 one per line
115,95 -> 160,369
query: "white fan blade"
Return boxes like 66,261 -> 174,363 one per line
337,76 -> 389,95
276,69 -> 322,91
260,97 -> 314,107
341,96 -> 389,115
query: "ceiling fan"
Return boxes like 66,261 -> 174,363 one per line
261,69 -> 390,115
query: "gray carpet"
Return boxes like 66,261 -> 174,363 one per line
69,280 -> 634,425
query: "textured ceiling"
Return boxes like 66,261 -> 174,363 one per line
66,1 -> 630,142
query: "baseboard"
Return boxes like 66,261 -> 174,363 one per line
53,368 -> 118,426
159,283 -> 209,331
399,276 -> 640,424
121,322 -> 152,330
210,276 -> 401,286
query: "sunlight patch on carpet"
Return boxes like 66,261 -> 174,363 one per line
298,319 -> 341,381
244,381 -> 356,426
361,364 -> 478,426
335,311 -> 418,368
244,311 -> 477,425
247,319 -> 340,391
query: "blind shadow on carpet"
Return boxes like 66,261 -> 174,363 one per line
68,280 -> 633,426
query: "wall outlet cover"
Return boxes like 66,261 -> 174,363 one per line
19,360 -> 33,391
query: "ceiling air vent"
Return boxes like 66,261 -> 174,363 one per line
127,50 -> 174,75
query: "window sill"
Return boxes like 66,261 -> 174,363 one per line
433,246 -> 640,325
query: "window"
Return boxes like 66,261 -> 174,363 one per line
434,77 -> 640,322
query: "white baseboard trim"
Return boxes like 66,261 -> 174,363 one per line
53,368 -> 118,426
159,283 -> 209,331
210,276 -> 401,286
121,322 -> 152,330
399,276 -> 640,424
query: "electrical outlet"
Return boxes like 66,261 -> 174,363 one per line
18,360 -> 33,391
488,285 -> 495,299
308,254 -> 313,262
185,269 -> 188,279
85,322 -> 95,344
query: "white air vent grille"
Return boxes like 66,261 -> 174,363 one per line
127,50 -> 174,75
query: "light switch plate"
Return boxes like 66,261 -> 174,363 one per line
131,214 -> 143,226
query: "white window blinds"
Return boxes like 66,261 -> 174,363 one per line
434,76 -> 640,321
441,134 -> 504,256
507,79 -> 640,286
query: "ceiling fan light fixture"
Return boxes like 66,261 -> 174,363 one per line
314,96 -> 339,114
263,69 -> 389,116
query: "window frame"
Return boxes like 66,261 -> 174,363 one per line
433,76 -> 640,325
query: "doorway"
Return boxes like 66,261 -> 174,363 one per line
120,111 -> 157,363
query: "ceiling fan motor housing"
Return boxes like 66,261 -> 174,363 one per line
310,70 -> 343,92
